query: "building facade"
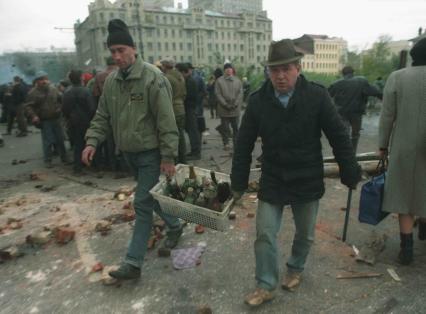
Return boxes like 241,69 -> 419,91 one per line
293,34 -> 347,74
145,0 -> 174,7
74,0 -> 272,69
188,0 -> 263,14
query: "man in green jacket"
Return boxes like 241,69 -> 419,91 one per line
82,19 -> 183,280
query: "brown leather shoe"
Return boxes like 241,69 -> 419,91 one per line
244,288 -> 275,307
281,272 -> 301,291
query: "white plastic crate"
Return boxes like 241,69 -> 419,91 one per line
150,164 -> 233,231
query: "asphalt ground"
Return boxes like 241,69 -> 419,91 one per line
0,109 -> 425,314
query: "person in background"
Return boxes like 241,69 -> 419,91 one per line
82,19 -> 183,280
62,70 -> 95,174
160,57 -> 187,164
231,39 -> 361,307
215,63 -> 243,151
11,76 -> 29,137
328,66 -> 382,152
25,71 -> 68,168
206,75 -> 217,119
378,38 -> 426,265
188,63 -> 207,149
176,62 -> 201,161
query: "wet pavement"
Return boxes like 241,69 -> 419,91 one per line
0,109 -> 425,314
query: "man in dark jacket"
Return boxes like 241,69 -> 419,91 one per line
11,76 -> 29,137
231,39 -> 361,307
176,62 -> 201,160
328,66 -> 382,152
62,70 -> 95,173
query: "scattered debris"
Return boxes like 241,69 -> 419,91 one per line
83,180 -> 98,188
11,159 -> 18,165
374,297 -> 399,314
355,232 -> 387,265
247,212 -> 255,218
195,224 -> 205,234
39,185 -> 57,192
91,262 -> 104,273
196,305 -> 213,314
27,230 -> 52,245
54,227 -> 75,244
0,246 -> 24,263
336,271 -> 382,279
228,211 -> 236,220
8,221 -> 23,230
387,268 -> 401,282
95,220 -> 112,234
101,265 -> 119,285
30,172 -> 47,181
158,247 -> 171,257
171,243 -> 206,269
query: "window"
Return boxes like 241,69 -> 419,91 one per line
165,42 -> 169,50
240,44 -> 244,50
109,12 -> 114,19
187,43 -> 192,50
99,12 -> 104,21
163,16 -> 167,24
179,43 -> 183,50
172,42 -> 176,50
188,56 -> 192,62
147,42 -> 153,50
164,29 -> 168,37
157,42 -> 161,51
172,29 -> 175,36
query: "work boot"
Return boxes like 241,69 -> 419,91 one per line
109,263 -> 141,280
281,272 -> 302,291
164,226 -> 183,249
418,221 -> 426,241
244,288 -> 275,307
398,233 -> 413,265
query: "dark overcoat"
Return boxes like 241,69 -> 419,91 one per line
231,75 -> 361,205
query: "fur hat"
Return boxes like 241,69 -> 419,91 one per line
107,19 -> 134,48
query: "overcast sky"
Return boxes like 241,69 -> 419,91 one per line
0,0 -> 424,54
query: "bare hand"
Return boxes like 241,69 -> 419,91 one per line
378,148 -> 388,160
81,145 -> 96,166
32,116 -> 40,124
160,162 -> 176,177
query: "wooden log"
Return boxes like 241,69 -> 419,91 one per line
336,271 -> 382,279
323,152 -> 380,163
324,160 -> 379,178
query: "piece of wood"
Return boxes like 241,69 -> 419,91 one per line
324,152 -> 380,163
387,268 -> 401,282
336,271 -> 383,279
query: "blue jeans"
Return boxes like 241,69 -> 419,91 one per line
255,200 -> 319,291
40,119 -> 66,162
123,149 -> 181,268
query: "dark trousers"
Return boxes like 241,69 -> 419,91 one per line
69,127 -> 86,171
185,107 -> 201,155
40,119 -> 66,162
175,114 -> 187,163
341,113 -> 362,153
7,104 -> 27,134
219,116 -> 239,146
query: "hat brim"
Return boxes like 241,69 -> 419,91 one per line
262,53 -> 304,67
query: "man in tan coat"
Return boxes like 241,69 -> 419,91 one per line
378,37 -> 426,265
215,63 -> 243,150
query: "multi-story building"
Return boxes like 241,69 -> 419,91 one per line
293,34 -> 347,74
145,0 -> 174,7
188,0 -> 263,14
74,0 -> 272,69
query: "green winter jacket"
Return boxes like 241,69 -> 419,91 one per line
85,55 -> 178,163
165,68 -> 186,117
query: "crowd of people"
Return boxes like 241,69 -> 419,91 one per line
0,17 -> 424,309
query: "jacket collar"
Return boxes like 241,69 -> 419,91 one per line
115,55 -> 145,81
260,74 -> 307,108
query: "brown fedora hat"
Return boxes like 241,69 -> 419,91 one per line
263,39 -> 304,66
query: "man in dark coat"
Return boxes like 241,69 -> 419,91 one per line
328,66 -> 382,152
231,39 -> 361,307
11,76 -> 29,137
62,70 -> 95,173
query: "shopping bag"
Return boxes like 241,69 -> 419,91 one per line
358,159 -> 389,225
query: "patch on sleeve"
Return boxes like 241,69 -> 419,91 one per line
130,93 -> 143,101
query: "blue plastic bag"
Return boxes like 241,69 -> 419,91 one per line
358,172 -> 389,225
